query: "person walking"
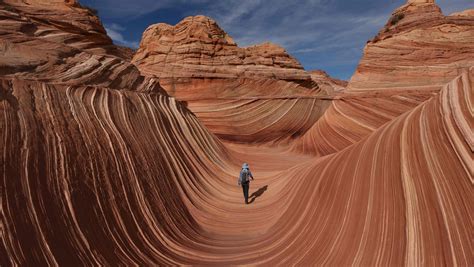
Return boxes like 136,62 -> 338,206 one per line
238,163 -> 254,204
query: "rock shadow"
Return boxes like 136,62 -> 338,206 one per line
248,185 -> 268,204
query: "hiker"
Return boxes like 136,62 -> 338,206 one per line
238,163 -> 254,204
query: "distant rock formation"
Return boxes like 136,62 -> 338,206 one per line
293,0 -> 474,155
408,0 -> 434,3
132,15 -> 310,81
450,9 -> 474,17
348,1 -> 474,90
131,15 -> 335,144
309,70 -> 347,94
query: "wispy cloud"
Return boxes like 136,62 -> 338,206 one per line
188,0 -> 392,79
104,24 -> 139,48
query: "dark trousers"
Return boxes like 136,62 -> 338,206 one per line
242,182 -> 249,203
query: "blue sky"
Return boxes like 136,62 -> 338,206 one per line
80,0 -> 473,80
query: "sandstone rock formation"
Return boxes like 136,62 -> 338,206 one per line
1,0 -> 473,266
0,0 -> 160,91
132,15 -> 309,81
408,0 -> 434,3
2,0 -> 132,59
348,0 -> 474,90
291,88 -> 437,155
309,70 -> 347,93
450,9 -> 474,17
294,0 -> 474,156
132,15 -> 335,144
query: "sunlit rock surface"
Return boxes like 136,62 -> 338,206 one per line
0,0 -> 161,92
132,15 -> 309,81
348,1 -> 474,91
294,0 -> 474,156
132,15 -> 338,143
309,70 -> 347,94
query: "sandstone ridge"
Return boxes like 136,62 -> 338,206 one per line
348,1 -> 474,90
0,0 -> 161,92
132,15 -> 310,81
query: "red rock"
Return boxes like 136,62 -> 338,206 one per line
450,9 -> 474,17
293,1 -> 474,155
0,0 -> 162,92
132,15 -> 334,143
132,15 -> 310,81
309,70 -> 347,94
348,1 -> 474,90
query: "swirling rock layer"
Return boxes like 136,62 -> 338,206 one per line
2,69 -> 472,265
0,0 -> 156,91
161,77 -> 331,143
132,16 -> 340,143
291,88 -> 438,155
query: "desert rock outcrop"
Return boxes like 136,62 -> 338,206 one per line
0,0 -> 161,92
450,9 -> 474,17
132,15 -> 334,143
348,0 -> 474,90
132,15 -> 309,81
310,70 -> 347,93
294,0 -> 474,155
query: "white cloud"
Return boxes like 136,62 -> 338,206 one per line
104,24 -> 139,48
107,23 -> 125,31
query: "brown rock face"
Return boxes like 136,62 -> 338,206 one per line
132,15 -> 330,144
0,0 -> 160,91
132,15 -> 309,81
309,70 -> 347,94
408,0 -> 434,3
348,1 -> 474,90
2,0 -> 126,58
293,1 -> 474,156
450,9 -> 474,17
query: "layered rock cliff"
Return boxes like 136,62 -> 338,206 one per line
132,15 -> 309,81
294,1 -> 474,155
131,15 -> 336,144
348,0 -> 474,90
0,0 -> 160,91
309,70 -> 347,93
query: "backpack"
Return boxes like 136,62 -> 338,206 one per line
241,169 -> 249,184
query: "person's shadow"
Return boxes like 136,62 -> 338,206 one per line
248,185 -> 268,204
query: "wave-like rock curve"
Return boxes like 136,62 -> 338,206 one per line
2,68 -> 472,265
